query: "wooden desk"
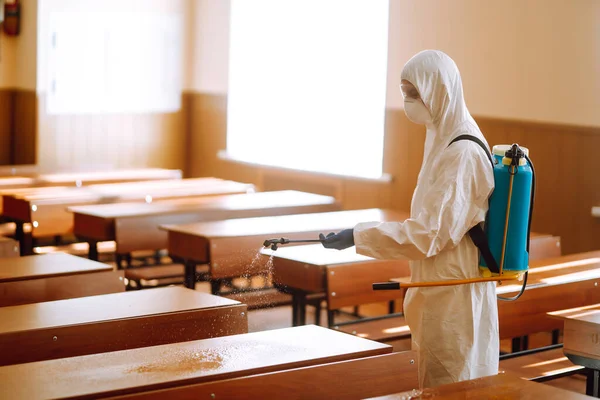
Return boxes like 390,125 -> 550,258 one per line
69,190 -> 340,261
0,176 -> 38,190
0,253 -> 124,306
268,233 -> 559,327
161,208 -> 406,292
0,164 -> 38,176
267,243 -> 409,326
2,178 -> 255,256
0,169 -> 181,197
0,236 -> 19,259
110,351 -> 418,400
0,286 -> 247,366
34,168 -> 182,187
388,251 -> 600,341
549,304 -> 600,397
371,372 -> 592,399
0,325 -> 390,400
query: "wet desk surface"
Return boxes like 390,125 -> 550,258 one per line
0,253 -> 111,282
0,325 -> 390,400
0,286 -> 238,333
370,372 -> 592,399
0,287 -> 248,367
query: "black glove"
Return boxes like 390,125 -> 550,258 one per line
319,229 -> 355,250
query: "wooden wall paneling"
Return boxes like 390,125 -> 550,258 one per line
182,92 -> 194,177
580,131 -> 600,252
36,93 -> 186,172
555,127 -> 581,254
384,109 -> 406,211
0,90 -> 13,165
12,90 -> 37,165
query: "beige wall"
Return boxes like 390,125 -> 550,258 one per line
13,0 -> 37,90
0,35 -> 17,88
189,0 -> 600,127
188,0 -> 230,93
386,0 -> 600,126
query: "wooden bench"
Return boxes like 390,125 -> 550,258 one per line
69,190 -> 340,263
0,236 -> 19,258
0,253 -> 124,306
0,286 -> 247,366
109,351 -> 418,400
160,208 -> 409,293
0,325 -> 393,399
373,372 -> 591,399
2,178 -> 255,256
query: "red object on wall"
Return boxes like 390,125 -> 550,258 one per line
3,0 -> 20,36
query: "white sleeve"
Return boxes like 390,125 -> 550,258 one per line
354,143 -> 494,261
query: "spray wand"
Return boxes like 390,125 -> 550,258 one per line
262,238 -> 324,251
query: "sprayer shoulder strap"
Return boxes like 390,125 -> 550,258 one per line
447,135 -> 500,274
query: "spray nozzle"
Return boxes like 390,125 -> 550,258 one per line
262,237 -> 324,251
263,238 -> 290,251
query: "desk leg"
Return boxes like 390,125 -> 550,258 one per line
15,222 -> 33,256
298,292 -> 307,326
292,293 -> 299,327
88,241 -> 99,261
184,261 -> 196,290
587,369 -> 600,397
210,279 -> 222,295
551,329 -> 560,345
291,291 -> 308,327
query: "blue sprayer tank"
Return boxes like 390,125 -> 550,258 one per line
481,144 -> 533,278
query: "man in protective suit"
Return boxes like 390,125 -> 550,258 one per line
320,50 -> 498,388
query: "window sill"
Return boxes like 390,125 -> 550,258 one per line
217,151 -> 393,184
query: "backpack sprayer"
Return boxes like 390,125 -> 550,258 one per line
373,140 -> 535,301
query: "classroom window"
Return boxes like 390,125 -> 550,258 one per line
45,12 -> 183,115
225,0 -> 390,180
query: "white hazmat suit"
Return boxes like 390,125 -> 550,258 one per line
354,50 -> 498,388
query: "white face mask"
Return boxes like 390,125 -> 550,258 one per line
404,100 -> 432,125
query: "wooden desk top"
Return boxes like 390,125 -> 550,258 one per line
0,253 -> 112,282
262,243 -> 376,266
372,372 -> 591,399
161,208 -> 408,239
0,287 -> 238,335
0,177 -> 38,189
389,251 -> 600,295
0,325 -> 390,400
497,250 -> 600,294
548,304 -> 600,323
36,168 -> 182,185
5,178 -> 254,204
0,165 -> 38,176
68,190 -> 337,219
